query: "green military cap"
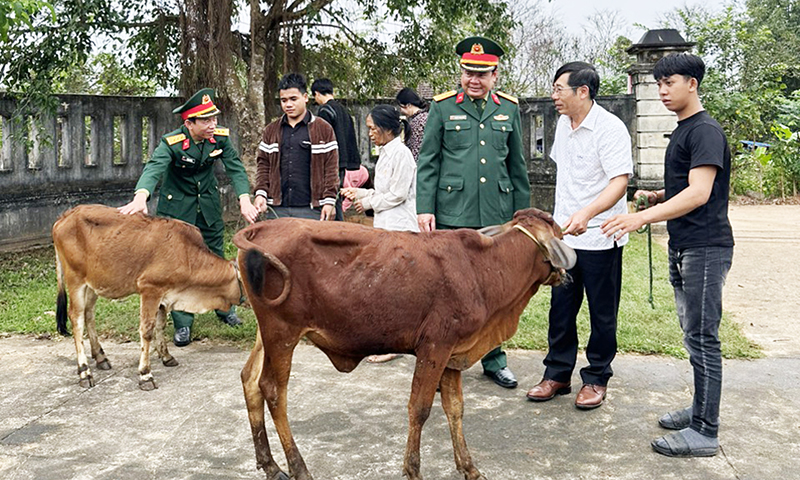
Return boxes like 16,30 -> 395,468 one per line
456,36 -> 505,72
173,88 -> 221,120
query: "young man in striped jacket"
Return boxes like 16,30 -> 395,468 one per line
253,73 -> 340,220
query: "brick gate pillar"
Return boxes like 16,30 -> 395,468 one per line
627,29 -> 694,189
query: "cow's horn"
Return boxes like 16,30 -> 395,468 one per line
477,224 -> 508,237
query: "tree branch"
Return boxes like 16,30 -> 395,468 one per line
295,22 -> 367,48
284,0 -> 335,22
11,16 -> 179,35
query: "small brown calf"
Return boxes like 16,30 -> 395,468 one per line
53,204 -> 245,390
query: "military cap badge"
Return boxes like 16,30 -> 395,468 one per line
173,88 -> 221,121
456,36 -> 505,72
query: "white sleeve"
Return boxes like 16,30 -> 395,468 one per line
360,147 -> 416,213
598,117 -> 633,179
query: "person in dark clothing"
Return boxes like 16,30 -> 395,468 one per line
602,53 -> 734,458
311,78 -> 362,221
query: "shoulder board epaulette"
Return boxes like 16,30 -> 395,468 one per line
496,91 -> 518,104
433,90 -> 457,102
165,133 -> 186,146
213,127 -> 230,136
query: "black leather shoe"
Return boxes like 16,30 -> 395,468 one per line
219,312 -> 242,327
484,367 -> 518,389
173,327 -> 192,347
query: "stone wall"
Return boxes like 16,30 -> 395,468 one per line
0,93 -> 635,251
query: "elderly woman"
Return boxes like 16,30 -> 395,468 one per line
341,105 -> 419,234
395,87 -> 429,162
341,105 -> 418,363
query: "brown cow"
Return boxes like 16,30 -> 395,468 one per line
53,204 -> 246,390
232,207 -> 576,480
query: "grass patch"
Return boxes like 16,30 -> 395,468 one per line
0,225 -> 761,359
507,232 -> 761,359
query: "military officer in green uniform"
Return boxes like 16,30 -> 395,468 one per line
416,37 -> 531,389
119,88 -> 259,346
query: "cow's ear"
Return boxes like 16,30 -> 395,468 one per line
546,238 -> 577,270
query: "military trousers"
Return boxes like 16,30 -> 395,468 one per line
170,209 -> 233,330
438,223 -> 507,373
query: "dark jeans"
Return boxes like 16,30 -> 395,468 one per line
335,168 -> 346,221
669,245 -> 733,438
544,245 -> 623,386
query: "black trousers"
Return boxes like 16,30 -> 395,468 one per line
543,244 -> 623,386
335,168 -> 346,221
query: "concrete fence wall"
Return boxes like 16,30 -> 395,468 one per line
0,93 -> 636,252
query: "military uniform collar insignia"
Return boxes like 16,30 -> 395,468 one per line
182,138 -> 190,150
456,92 -> 465,104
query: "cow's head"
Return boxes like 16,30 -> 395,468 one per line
479,208 -> 576,285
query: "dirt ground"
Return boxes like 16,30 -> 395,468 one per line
652,204 -> 800,356
721,204 -> 800,356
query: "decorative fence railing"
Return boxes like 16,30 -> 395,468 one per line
0,93 -> 635,251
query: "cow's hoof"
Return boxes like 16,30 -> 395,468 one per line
79,376 -> 95,389
138,378 -> 158,391
269,472 -> 289,480
96,359 -> 112,370
162,357 -> 179,367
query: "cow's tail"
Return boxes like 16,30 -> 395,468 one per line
243,247 -> 291,308
55,249 -> 70,336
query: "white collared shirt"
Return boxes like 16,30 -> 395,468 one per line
551,102 -> 633,250
354,136 -> 420,232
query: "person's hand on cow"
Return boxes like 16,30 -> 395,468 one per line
239,195 -> 259,224
340,187 -> 358,201
561,208 -> 592,236
118,191 -> 149,215
253,195 -> 268,213
320,204 -> 335,221
417,213 -> 436,232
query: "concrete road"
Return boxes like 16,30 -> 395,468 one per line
3,204 -> 799,480
1,335 -> 798,480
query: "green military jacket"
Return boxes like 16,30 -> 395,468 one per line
416,89 -> 531,228
135,125 -> 251,224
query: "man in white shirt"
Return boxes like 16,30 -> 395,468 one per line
526,62 -> 633,409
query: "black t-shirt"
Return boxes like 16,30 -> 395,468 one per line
664,110 -> 734,249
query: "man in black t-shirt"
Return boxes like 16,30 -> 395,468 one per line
311,78 -> 362,221
602,53 -> 734,458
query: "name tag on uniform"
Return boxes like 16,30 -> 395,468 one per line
493,114 -> 509,121
181,156 -> 195,164
449,115 -> 467,120
209,149 -> 223,157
